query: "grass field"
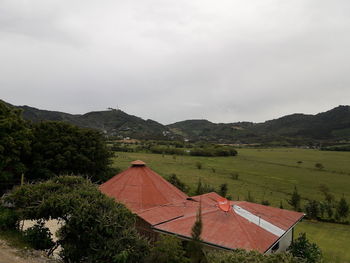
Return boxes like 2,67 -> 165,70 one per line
112,148 -> 350,262
296,221 -> 350,263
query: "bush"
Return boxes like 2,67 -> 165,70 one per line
315,163 -> 324,170
0,206 -> 19,230
305,200 -> 320,220
146,235 -> 189,263
206,249 -> 303,263
196,162 -> 202,169
289,233 -> 322,263
23,220 -> 55,250
167,174 -> 189,193
230,172 -> 239,180
7,176 -> 150,263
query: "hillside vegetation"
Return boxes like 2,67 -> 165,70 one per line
3,99 -> 350,145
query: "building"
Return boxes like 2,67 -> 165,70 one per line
100,160 -> 304,253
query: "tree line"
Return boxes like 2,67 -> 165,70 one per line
0,100 -> 115,195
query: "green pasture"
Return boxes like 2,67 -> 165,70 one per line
296,221 -> 350,263
113,148 -> 350,207
113,148 -> 350,262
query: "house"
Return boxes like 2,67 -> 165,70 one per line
100,160 -> 304,253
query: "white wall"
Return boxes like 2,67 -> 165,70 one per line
265,227 -> 293,254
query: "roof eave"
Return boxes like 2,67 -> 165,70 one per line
263,213 -> 305,254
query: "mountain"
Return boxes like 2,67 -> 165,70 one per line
168,106 -> 350,144
3,99 -> 350,144
17,105 -> 176,140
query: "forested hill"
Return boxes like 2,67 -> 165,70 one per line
3,99 -> 350,144
168,106 -> 350,144
16,104 -> 175,140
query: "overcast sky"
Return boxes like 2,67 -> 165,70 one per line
1,0 -> 349,124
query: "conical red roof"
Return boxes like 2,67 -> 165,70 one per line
100,161 -> 188,213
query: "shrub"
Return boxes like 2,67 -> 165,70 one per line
245,191 -> 255,203
167,174 -> 189,193
0,206 -> 19,230
219,183 -> 228,198
315,163 -> 324,170
207,249 -> 303,263
196,162 -> 202,169
289,233 -> 322,263
23,220 -> 55,250
146,235 -> 189,263
261,200 -> 270,206
305,200 -> 320,220
230,173 -> 239,180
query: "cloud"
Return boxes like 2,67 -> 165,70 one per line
1,0 -> 349,124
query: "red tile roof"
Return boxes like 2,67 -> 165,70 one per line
100,161 -> 304,253
99,161 -> 188,212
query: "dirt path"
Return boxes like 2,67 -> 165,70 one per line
0,240 -> 59,263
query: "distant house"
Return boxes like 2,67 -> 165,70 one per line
100,161 -> 304,254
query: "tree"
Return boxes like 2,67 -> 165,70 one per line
218,183 -> 228,198
27,121 -> 114,182
187,204 -> 206,263
336,196 -> 349,221
6,176 -> 149,263
289,233 -> 322,263
0,101 -> 32,194
167,174 -> 189,193
305,200 -> 319,220
146,235 -> 190,263
288,186 -> 301,211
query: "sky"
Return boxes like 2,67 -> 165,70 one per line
1,0 -> 349,124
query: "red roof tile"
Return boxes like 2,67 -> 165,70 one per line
100,163 -> 304,253
100,161 -> 188,212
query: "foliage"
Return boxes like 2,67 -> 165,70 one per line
288,186 -> 301,211
305,200 -> 320,220
206,250 -> 304,263
245,191 -> 255,203
23,220 -> 55,250
0,101 -> 32,194
6,176 -> 150,263
167,174 -> 189,193
146,235 -> 190,263
261,200 -> 270,206
289,233 -> 323,263
27,121 -> 114,182
336,197 -> 349,221
190,146 -> 237,157
218,183 -> 228,197
187,205 -> 206,263
0,206 -> 19,230
230,172 -> 239,180
194,179 -> 215,195
315,163 -> 324,170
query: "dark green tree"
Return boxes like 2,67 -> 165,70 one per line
336,196 -> 349,221
167,174 -> 189,193
27,121 -> 114,182
7,176 -> 149,263
305,200 -> 319,220
288,186 -> 301,211
146,235 -> 190,263
0,101 -> 32,194
288,233 -> 322,263
218,183 -> 228,198
187,204 -> 206,263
